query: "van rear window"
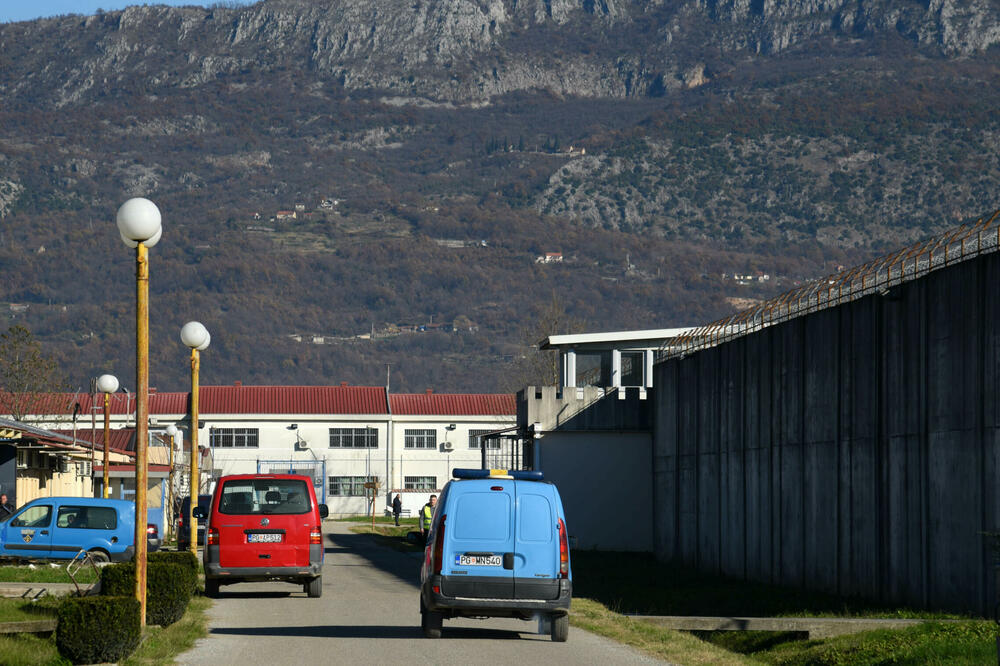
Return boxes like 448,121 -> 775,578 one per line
452,493 -> 510,541
219,479 -> 311,515
517,494 -> 553,543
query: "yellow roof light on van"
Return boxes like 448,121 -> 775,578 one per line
489,469 -> 513,479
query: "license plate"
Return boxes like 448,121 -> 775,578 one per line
248,533 -> 282,543
457,553 -> 502,566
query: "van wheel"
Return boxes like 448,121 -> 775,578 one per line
421,609 -> 442,638
87,549 -> 110,565
204,579 -> 220,598
551,614 -> 568,642
305,576 -> 322,598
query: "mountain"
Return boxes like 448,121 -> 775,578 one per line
0,0 -> 997,393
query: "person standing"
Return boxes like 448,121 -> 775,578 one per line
0,494 -> 13,521
420,494 -> 437,541
392,493 -> 402,526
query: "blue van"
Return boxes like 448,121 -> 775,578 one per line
419,469 -> 572,641
0,497 -> 147,563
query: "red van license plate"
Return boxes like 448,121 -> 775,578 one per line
458,554 -> 502,566
248,533 -> 282,543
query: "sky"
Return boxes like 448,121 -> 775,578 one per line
0,1 -> 253,24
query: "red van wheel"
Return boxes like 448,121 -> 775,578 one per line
305,576 -> 322,598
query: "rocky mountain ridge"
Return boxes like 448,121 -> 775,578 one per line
2,0 -> 997,108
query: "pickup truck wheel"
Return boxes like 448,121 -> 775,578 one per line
204,579 -> 220,598
551,614 -> 568,642
306,576 -> 322,598
87,549 -> 110,565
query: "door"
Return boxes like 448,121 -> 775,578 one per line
4,503 -> 54,558
513,485 -> 560,599
216,478 -> 312,569
441,483 -> 515,599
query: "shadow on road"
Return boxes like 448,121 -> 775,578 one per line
209,624 -> 526,640
324,528 -> 421,589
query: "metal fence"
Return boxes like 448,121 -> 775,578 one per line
479,429 -> 533,471
660,210 -> 1000,359
257,459 -> 327,503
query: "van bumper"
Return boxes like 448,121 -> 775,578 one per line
112,546 -> 135,563
423,575 -> 572,617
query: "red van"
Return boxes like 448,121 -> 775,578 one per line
194,474 -> 329,598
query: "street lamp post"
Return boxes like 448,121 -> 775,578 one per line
181,321 -> 210,558
95,374 -> 119,499
165,424 -> 178,543
117,197 -> 162,627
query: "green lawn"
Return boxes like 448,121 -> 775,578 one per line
0,565 -> 99,585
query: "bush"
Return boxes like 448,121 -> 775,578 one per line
101,561 -> 191,626
148,550 -> 199,594
56,596 -> 140,664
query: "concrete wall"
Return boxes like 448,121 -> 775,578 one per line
653,252 -> 1000,614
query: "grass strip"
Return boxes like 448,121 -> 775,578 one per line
0,597 -> 62,623
0,593 -> 212,665
0,565 -> 99,585
569,598 -> 757,665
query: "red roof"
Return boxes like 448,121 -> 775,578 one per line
52,428 -> 136,454
199,385 -> 388,415
1,391 -> 188,416
389,393 -> 515,416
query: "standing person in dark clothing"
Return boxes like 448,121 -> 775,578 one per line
0,494 -> 13,521
392,493 -> 402,526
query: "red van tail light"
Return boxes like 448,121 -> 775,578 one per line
432,514 -> 446,575
146,523 -> 158,537
207,526 -> 219,546
557,518 -> 569,579
310,526 -> 322,544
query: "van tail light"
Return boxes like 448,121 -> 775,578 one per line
207,526 -> 219,546
310,526 -> 322,544
557,518 -> 569,579
432,514 -> 446,575
146,523 -> 158,537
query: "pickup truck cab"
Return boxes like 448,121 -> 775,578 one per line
196,474 -> 329,598
420,468 -> 572,641
0,497 -> 150,563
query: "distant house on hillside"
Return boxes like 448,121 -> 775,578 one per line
276,210 -> 296,220
536,252 -> 563,264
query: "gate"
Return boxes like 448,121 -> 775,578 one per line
257,459 -> 327,504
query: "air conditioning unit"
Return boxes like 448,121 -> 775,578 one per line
58,458 -> 69,473
295,439 -> 309,450
442,441 -> 454,451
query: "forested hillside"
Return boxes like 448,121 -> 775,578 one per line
0,0 -> 996,393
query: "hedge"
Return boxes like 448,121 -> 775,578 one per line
148,550 -> 200,594
101,561 -> 191,626
57,596 -> 141,664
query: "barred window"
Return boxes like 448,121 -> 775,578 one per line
468,429 -> 502,450
328,428 -> 378,448
404,429 -> 436,449
328,476 -> 375,497
210,428 -> 259,448
404,476 -> 437,490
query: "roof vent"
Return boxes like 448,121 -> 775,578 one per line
233,381 -> 241,387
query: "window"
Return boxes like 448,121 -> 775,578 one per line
209,428 -> 259,448
56,506 -> 117,530
469,429 -> 501,450
328,476 -> 375,497
218,478 -> 310,515
404,429 -> 436,449
11,505 -> 51,528
621,351 -> 645,386
404,476 -> 437,490
329,428 -> 378,448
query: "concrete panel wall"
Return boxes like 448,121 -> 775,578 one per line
653,252 -> 1000,614
536,431 -> 652,551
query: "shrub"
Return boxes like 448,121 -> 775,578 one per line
148,550 -> 199,594
56,596 -> 140,664
101,561 -> 191,626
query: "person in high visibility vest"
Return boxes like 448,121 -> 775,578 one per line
420,494 -> 437,541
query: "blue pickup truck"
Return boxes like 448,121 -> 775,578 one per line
0,497 -> 159,563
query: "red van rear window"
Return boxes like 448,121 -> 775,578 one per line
218,479 -> 311,515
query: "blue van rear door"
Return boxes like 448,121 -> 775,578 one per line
442,483 -> 515,598
513,483 -> 560,599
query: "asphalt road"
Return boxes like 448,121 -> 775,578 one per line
177,520 -> 665,665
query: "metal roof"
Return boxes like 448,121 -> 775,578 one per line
662,210 -> 1000,359
0,391 -> 188,416
52,428 -> 135,454
540,327 -> 696,350
389,393 -> 516,416
199,385 -> 389,415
